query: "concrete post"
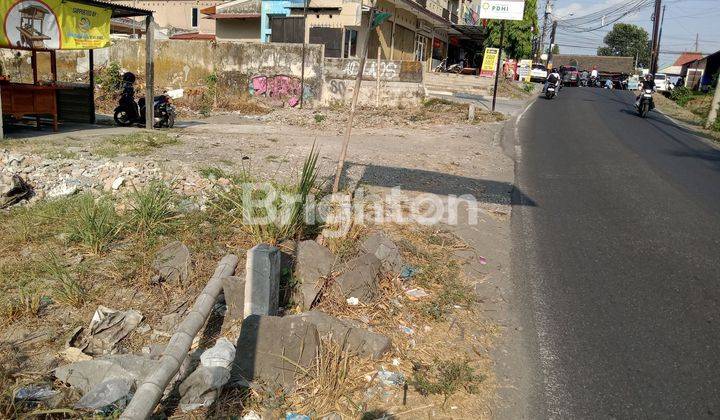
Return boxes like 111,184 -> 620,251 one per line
243,244 -> 281,318
145,15 -> 155,129
706,81 -> 720,129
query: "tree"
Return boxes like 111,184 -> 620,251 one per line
597,23 -> 650,67
552,44 -> 560,55
482,0 -> 538,59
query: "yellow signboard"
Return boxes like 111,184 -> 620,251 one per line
480,47 -> 499,77
1,0 -> 111,50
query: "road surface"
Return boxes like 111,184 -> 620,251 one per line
511,87 -> 720,418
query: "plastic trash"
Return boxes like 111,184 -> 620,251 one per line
286,413 -> 311,420
242,410 -> 263,420
200,337 -> 235,369
399,325 -> 414,335
179,337 -> 237,412
346,297 -> 360,305
377,368 -> 405,387
400,265 -> 420,279
478,256 -> 488,265
74,378 -> 132,411
404,288 -> 429,301
14,385 -> 58,401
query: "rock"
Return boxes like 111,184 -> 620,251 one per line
243,244 -> 280,318
151,241 -> 191,284
289,311 -> 391,359
360,232 -> 405,276
334,253 -> 381,302
222,275 -> 246,321
111,176 -> 125,190
54,354 -> 158,394
294,240 -> 335,309
230,315 -> 319,390
46,181 -> 78,198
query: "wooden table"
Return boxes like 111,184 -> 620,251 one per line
0,81 -> 58,131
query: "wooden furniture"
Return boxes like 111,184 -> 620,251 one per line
17,6 -> 51,50
0,81 -> 58,131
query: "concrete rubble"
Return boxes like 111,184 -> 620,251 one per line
360,232 -> 406,276
222,275 -> 246,321
243,244 -> 281,318
151,241 -> 192,284
294,240 -> 335,309
231,314 -> 319,390
69,306 -> 144,356
334,253 -> 382,302
289,311 -> 391,359
55,354 -> 159,398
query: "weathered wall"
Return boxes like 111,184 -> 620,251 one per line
322,58 -> 424,106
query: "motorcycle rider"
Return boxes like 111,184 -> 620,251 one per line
544,67 -> 561,94
635,73 -> 655,107
120,72 -> 137,119
590,65 -> 599,86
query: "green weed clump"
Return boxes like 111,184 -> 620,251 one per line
670,86 -> 693,106
68,195 -> 122,253
411,359 -> 486,407
43,253 -> 86,308
127,181 -> 178,237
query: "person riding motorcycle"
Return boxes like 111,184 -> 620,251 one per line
636,73 -> 655,107
590,66 -> 599,86
120,72 -> 137,119
544,68 -> 561,93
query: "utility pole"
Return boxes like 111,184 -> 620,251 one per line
649,0 -> 661,74
694,33 -> 699,52
705,79 -> 720,129
546,20 -> 557,68
299,0 -> 308,108
539,0 -> 552,60
655,5 -> 665,72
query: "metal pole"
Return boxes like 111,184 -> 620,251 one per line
539,0 -> 551,61
546,20 -> 556,68
332,7 -> 375,193
299,0 -> 308,108
376,46 -> 381,107
145,15 -> 155,129
89,49 -> 96,124
491,20 -> 505,112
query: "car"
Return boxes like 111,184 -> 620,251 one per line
560,66 -> 580,86
654,73 -> 672,94
530,63 -> 547,82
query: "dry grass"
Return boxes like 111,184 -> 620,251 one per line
654,94 -> 720,142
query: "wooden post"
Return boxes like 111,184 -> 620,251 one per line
376,46 -> 381,108
0,85 -> 4,140
32,51 -> 40,129
145,15 -> 155,129
50,51 -> 57,82
89,49 -> 95,124
120,255 -> 239,420
332,7 -> 376,193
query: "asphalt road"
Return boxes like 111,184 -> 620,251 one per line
511,87 -> 720,418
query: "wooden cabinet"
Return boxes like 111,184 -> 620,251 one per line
0,82 -> 58,131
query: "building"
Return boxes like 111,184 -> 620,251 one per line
199,0 -> 485,70
659,51 -> 703,76
109,0 -> 225,36
681,50 -> 720,91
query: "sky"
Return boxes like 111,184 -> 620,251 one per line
542,0 -> 720,69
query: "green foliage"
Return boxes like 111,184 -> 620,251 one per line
670,86 -> 693,106
522,81 -> 534,93
97,61 -> 123,96
314,113 -> 326,123
127,181 -> 177,236
597,23 -> 650,67
43,253 -> 86,308
200,72 -> 219,116
551,44 -> 560,55
482,0 -> 538,58
411,359 -> 486,406
712,113 -> 720,133
68,195 -> 122,253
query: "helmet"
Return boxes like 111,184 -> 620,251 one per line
645,73 -> 653,81
122,72 -> 136,83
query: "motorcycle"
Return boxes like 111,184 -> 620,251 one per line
545,84 -> 557,99
636,88 -> 654,118
114,93 -> 176,128
433,58 -> 463,74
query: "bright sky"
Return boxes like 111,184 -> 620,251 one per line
542,0 -> 720,69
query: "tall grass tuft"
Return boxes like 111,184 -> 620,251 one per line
43,253 -> 86,308
127,180 -> 177,236
69,195 -> 122,253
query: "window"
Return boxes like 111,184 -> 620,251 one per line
414,34 -> 428,62
191,7 -> 199,28
343,29 -> 358,58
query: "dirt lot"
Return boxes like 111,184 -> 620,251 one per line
0,99 -> 517,419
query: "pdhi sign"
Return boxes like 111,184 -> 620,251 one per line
479,0 -> 525,21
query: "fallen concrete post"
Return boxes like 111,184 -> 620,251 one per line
120,254 -> 238,420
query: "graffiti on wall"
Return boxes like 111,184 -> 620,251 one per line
343,60 -> 399,79
248,74 -> 312,107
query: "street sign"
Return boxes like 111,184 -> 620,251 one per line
480,47 -> 499,77
479,0 -> 525,21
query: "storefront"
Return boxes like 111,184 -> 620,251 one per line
1,0 -> 153,139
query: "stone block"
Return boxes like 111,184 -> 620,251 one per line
360,232 -> 405,276
294,240 -> 335,309
243,244 -> 281,318
334,253 -> 381,302
222,275 -> 246,321
151,241 -> 191,284
230,315 -> 318,390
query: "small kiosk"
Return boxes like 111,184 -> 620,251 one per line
0,0 -> 155,139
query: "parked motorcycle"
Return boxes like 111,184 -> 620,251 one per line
636,88 -> 654,118
434,58 -> 463,74
114,72 -> 176,128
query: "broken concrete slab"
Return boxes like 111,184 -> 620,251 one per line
230,315 -> 319,390
294,240 -> 335,309
222,275 -> 246,321
243,244 -> 280,318
55,354 -> 159,395
151,241 -> 191,284
289,311 -> 391,359
360,232 -> 405,276
334,253 -> 382,302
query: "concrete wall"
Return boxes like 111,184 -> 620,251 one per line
112,1 -> 222,34
216,19 -> 262,41
322,58 -> 424,106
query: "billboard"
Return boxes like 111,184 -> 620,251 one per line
480,47 -> 499,77
479,0 -> 525,21
1,0 -> 111,50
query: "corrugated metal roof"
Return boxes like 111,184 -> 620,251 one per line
72,0 -> 154,18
